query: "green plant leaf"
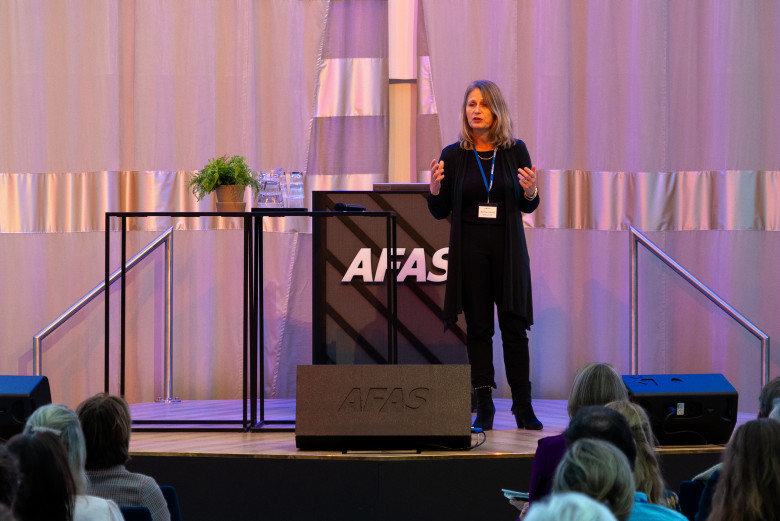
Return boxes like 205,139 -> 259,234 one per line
189,154 -> 260,201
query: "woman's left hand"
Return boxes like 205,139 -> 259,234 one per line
509,499 -> 530,518
517,165 -> 537,197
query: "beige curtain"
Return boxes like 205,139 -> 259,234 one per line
1,0 -> 779,409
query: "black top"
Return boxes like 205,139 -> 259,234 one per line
427,139 -> 539,328
461,152 -> 507,224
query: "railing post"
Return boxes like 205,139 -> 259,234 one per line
33,227 -> 175,394
629,228 -> 639,375
32,338 -> 41,376
157,229 -> 179,403
629,225 -> 769,388
762,337 -> 771,388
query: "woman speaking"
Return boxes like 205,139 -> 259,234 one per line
428,80 -> 541,431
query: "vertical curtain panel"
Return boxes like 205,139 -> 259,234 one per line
422,0 -> 780,173
0,0 -> 328,175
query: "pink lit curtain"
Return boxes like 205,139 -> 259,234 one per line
1,0 -> 779,408
0,0 -> 332,407
420,0 -> 780,408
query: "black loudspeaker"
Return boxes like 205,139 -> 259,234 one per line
622,373 -> 738,446
0,376 -> 52,441
295,365 -> 472,451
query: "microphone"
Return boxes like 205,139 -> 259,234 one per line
334,202 -> 366,212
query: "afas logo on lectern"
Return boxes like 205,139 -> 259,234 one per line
341,248 -> 448,283
338,387 -> 430,412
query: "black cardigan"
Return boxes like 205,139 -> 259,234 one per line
427,139 -> 540,329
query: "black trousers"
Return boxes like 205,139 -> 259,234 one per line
460,222 -> 530,403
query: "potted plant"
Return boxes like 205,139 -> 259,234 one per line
189,154 -> 261,211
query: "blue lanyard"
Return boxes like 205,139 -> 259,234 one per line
473,147 -> 496,203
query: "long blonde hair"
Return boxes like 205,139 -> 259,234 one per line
458,80 -> 515,150
23,403 -> 89,495
567,363 -> 629,419
553,439 -> 636,521
605,400 -> 667,506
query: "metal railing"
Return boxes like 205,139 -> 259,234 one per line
629,225 -> 770,387
33,227 -> 176,401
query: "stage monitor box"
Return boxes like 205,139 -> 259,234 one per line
296,365 -> 471,451
0,376 -> 52,441
622,374 -> 738,446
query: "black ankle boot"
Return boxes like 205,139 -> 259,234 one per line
473,387 -> 495,431
513,405 -> 543,430
511,382 -> 543,430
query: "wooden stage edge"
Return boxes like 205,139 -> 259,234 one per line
125,398 -> 748,521
128,398 -> 751,460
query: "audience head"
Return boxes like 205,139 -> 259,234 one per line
6,431 -> 75,521
525,491 -> 618,521
709,418 -> 780,521
23,403 -> 88,494
768,400 -> 780,422
553,438 -> 635,521
0,504 -> 15,521
758,375 -> 780,418
567,363 -> 629,419
0,444 -> 19,508
564,405 -> 637,470
76,393 -> 132,470
605,400 -> 667,505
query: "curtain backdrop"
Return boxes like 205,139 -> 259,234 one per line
1,0 -> 778,411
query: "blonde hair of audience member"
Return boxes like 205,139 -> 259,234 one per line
525,492 -> 618,521
567,363 -> 629,419
23,404 -> 88,495
605,400 -> 668,507
709,419 -> 780,521
553,439 -> 636,521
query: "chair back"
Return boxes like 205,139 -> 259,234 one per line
677,480 -> 705,521
120,506 -> 153,521
160,485 -> 183,521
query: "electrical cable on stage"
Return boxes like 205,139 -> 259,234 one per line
418,428 -> 487,451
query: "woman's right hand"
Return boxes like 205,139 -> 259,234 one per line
430,159 -> 444,195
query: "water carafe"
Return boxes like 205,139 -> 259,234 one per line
288,171 -> 305,209
256,170 -> 284,208
273,167 -> 288,207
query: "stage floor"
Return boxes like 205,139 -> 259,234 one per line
124,398 -> 751,521
128,398 -> 747,459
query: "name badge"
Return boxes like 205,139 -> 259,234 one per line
478,203 -> 498,219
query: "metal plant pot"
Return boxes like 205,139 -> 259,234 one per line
215,185 -> 246,211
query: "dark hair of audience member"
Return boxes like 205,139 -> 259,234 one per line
564,405 -> 637,470
76,393 -> 131,469
757,376 -> 780,418
605,400 -> 668,505
553,438 -> 636,521
0,444 -> 19,508
6,431 -> 75,521
708,419 -> 780,521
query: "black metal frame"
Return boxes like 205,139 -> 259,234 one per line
104,210 -> 397,432
251,209 -> 397,430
